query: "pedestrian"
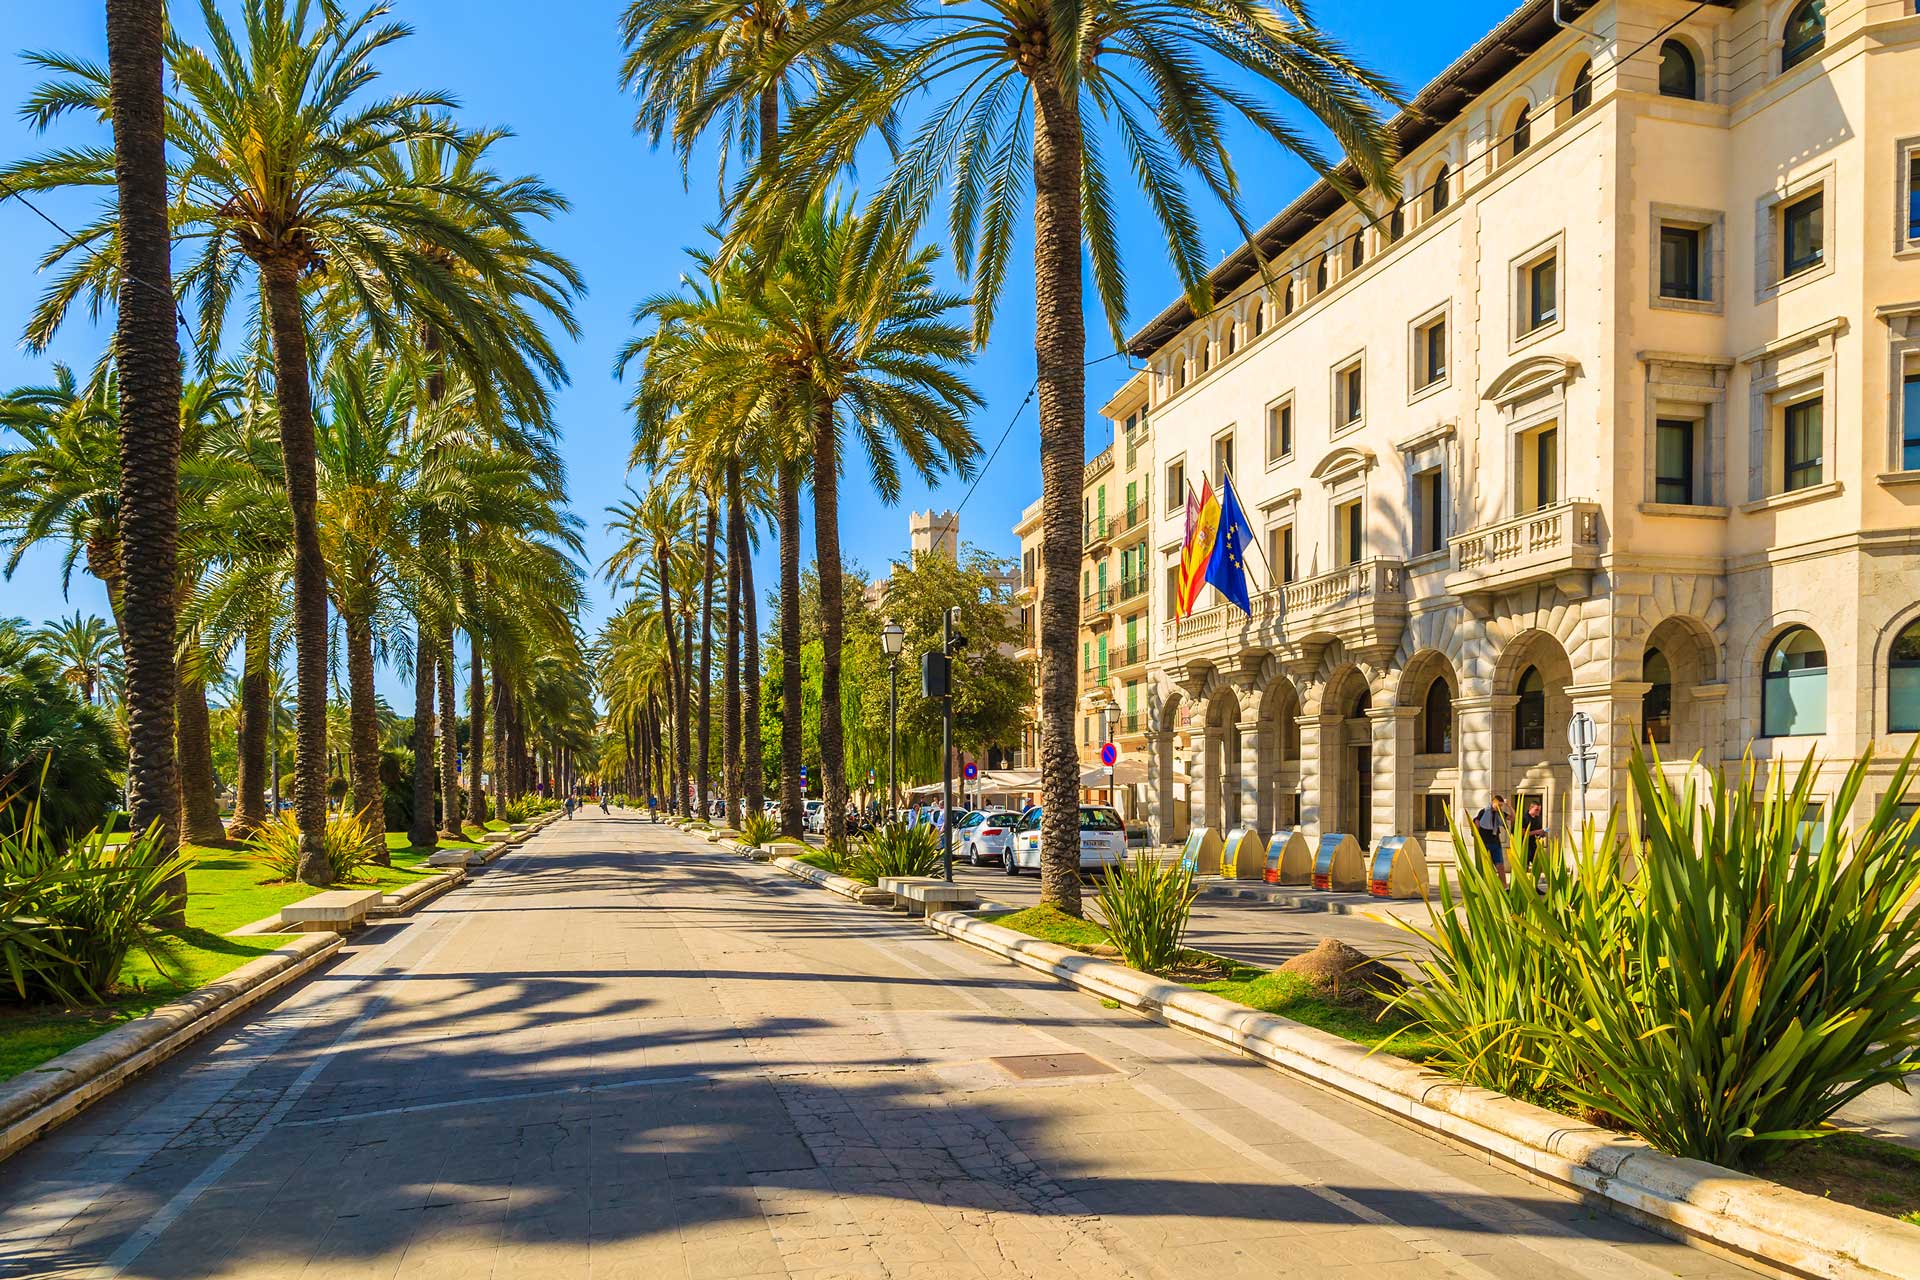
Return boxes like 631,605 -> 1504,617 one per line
564,794 -> 575,820
1473,793 -> 1510,886
599,793 -> 609,815
1518,800 -> 1547,869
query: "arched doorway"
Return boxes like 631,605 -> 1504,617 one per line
1318,667 -> 1374,844
1400,649 -> 1461,839
1204,687 -> 1242,832
1495,631 -> 1575,840
1642,615 -> 1720,761
1257,677 -> 1303,831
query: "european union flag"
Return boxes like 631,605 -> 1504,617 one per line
1205,471 -> 1256,615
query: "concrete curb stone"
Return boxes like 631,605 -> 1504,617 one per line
0,933 -> 343,1164
369,868 -> 466,918
768,856 -> 893,906
920,908 -> 1920,1280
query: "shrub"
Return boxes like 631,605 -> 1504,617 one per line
1092,854 -> 1196,973
738,813 -> 778,849
249,809 -> 379,884
0,629 -> 123,847
1393,747 -> 1920,1169
850,821 -> 942,881
0,799 -> 193,1005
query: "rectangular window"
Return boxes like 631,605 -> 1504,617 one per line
1656,418 -> 1696,505
1213,431 -> 1234,482
1165,459 -> 1185,511
1414,467 -> 1446,555
1659,225 -> 1702,300
1166,562 -> 1180,609
1335,358 -> 1364,428
1269,524 -> 1295,585
1519,423 -> 1559,512
1526,255 -> 1558,332
1335,498 -> 1364,565
1420,316 -> 1447,387
1096,634 -> 1107,676
1784,398 -> 1823,492
1782,191 -> 1823,278
1904,372 -> 1920,471
1909,152 -> 1920,244
1422,794 -> 1450,832
1266,398 -> 1293,464
1096,561 -> 1107,594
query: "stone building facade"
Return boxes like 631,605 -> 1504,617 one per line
1121,0 -> 1920,852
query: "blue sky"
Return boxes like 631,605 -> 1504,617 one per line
0,1 -> 1505,701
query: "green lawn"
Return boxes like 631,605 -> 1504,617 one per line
983,906 -> 1434,1059
0,834 -> 453,1085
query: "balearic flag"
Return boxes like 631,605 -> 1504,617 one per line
1176,477 -> 1220,619
1204,470 -> 1257,615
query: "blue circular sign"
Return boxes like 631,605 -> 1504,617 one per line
1100,742 -> 1119,767
963,762 -> 978,781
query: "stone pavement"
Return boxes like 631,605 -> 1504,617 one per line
0,812 -> 1762,1279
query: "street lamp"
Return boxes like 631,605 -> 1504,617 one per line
881,621 -> 905,820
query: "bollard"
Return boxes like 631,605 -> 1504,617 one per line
1221,825 -> 1268,879
1310,832 -> 1365,892
1178,826 -> 1223,876
1367,835 -> 1429,898
1264,827 -> 1312,884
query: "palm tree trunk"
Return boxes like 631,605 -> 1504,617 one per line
260,259 -> 332,887
723,463 -> 743,826
345,610 -> 388,864
1031,73 -> 1088,916
812,407 -> 848,849
468,631 -> 487,827
698,498 -> 717,818
230,620 -> 269,837
106,0 -> 184,919
741,523 -> 764,816
408,622 -> 437,848
176,661 -> 225,843
778,459 -> 804,837
438,642 -> 462,839
656,547 -> 682,815
679,607 -> 695,817
490,677 -> 508,813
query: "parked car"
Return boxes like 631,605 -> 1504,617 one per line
801,799 -> 826,833
958,810 -> 1025,867
1006,805 -> 1127,875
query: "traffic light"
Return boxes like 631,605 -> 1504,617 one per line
921,651 -> 949,699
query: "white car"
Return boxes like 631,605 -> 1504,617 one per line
958,810 -> 1025,867
1006,806 -> 1127,875
801,800 -> 826,833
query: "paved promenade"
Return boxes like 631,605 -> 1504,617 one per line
0,813 -> 1759,1279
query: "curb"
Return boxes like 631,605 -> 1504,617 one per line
369,868 -> 465,918
923,908 -> 1920,1280
767,856 -> 893,906
0,932 -> 343,1163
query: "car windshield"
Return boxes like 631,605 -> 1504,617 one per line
1079,807 -> 1124,831
1017,809 -> 1042,832
958,812 -> 985,828
989,813 -> 1022,826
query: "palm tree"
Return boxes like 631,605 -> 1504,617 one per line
742,0 -> 1399,908
5,0 -> 564,884
31,612 -> 122,706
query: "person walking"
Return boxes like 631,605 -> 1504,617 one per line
564,794 -> 575,820
1473,793 -> 1510,886
599,793 -> 609,815
1518,799 -> 1547,870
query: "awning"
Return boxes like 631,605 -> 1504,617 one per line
1080,761 -> 1147,788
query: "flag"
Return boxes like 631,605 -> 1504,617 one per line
1205,470 -> 1256,615
1176,477 -> 1220,618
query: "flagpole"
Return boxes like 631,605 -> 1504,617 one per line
1222,464 -> 1279,594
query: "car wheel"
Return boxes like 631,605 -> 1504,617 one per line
1003,853 -> 1019,876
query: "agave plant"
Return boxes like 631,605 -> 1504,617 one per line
249,809 -> 379,886
1093,854 -> 1197,974
738,812 -> 778,849
850,821 -> 942,882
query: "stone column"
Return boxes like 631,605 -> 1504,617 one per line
1238,705 -> 1262,833
1691,682 -> 1729,771
1452,694 -> 1505,822
1567,681 -> 1651,834
1297,712 -> 1323,839
1146,729 -> 1168,846
1188,740 -> 1209,836
1369,705 -> 1419,844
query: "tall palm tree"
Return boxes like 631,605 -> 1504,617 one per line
5,0 -> 564,884
742,0 -> 1399,908
30,612 -> 122,706
104,0 -> 184,908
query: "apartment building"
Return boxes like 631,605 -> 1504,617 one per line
1124,0 -> 1920,851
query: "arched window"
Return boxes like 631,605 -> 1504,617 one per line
1349,233 -> 1364,271
1314,255 -> 1329,293
1891,619 -> 1920,732
1507,105 -> 1532,161
1282,279 -> 1295,315
1569,60 -> 1594,114
1251,300 -> 1264,336
1781,0 -> 1826,71
1762,626 -> 1827,737
1659,40 -> 1698,99
1422,678 -> 1454,754
1175,358 -> 1186,391
1388,200 -> 1405,243
1430,164 -> 1451,216
1514,666 -> 1546,750
1199,342 -> 1210,373
1225,323 -> 1236,355
1643,648 -> 1672,745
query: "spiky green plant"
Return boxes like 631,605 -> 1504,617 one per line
850,820 -> 943,881
1093,853 -> 1196,973
738,813 -> 778,849
248,809 -> 378,886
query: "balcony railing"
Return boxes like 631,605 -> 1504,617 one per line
1117,573 -> 1150,603
1084,514 -> 1111,545
1160,557 -> 1407,654
1083,586 -> 1116,617
1112,642 -> 1148,671
1447,500 -> 1603,613
1113,488 -> 1152,540
1085,445 -> 1114,479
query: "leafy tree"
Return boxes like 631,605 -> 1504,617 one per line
30,612 -> 122,706
0,622 -> 123,847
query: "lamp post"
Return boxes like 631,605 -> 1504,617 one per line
881,621 -> 904,820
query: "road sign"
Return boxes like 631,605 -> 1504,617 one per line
1099,742 -> 1118,768
962,761 -> 978,781
1568,711 -> 1596,752
1569,751 -> 1598,788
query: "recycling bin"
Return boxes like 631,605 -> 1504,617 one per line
1178,826 -> 1222,875
1264,827 -> 1312,884
1310,832 -> 1365,891
1221,825 -> 1268,879
1368,834 -> 1429,899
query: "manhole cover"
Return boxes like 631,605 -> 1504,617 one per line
991,1052 -> 1114,1080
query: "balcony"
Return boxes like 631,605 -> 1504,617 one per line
1082,660 -> 1109,685
1084,514 -> 1111,548
1281,557 -> 1409,652
1446,500 -> 1603,616
1083,586 -> 1116,620
1112,488 -> 1152,545
1112,641 -> 1148,675
1116,573 -> 1150,607
1085,445 -> 1114,480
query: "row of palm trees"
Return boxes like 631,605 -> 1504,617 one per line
0,0 -> 594,888
610,0 -> 1402,912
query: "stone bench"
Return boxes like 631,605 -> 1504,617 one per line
278,889 -> 385,933
877,877 -> 980,917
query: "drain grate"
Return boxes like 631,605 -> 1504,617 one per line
991,1052 -> 1114,1080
